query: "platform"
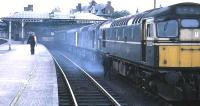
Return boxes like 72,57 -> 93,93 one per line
0,42 -> 58,106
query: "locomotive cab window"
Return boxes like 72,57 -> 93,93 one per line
157,20 -> 178,38
181,19 -> 199,28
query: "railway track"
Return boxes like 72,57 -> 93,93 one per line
57,48 -> 175,106
51,50 -> 128,106
56,65 -> 75,106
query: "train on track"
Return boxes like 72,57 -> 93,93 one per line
55,2 -> 200,101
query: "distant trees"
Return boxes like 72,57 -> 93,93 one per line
111,10 -> 130,19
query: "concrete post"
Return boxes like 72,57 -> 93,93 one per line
8,21 -> 12,50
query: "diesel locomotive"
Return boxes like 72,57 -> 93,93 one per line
56,2 -> 200,101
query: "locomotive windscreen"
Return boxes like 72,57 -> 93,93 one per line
176,6 -> 200,15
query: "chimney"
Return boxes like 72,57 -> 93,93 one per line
24,4 -> 33,11
76,3 -> 82,12
28,4 -> 33,11
24,7 -> 28,11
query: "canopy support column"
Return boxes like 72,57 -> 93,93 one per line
8,21 -> 12,50
21,20 -> 24,43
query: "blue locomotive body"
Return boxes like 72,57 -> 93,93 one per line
57,3 -> 200,101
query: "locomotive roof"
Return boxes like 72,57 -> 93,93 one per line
145,2 -> 200,19
99,21 -> 112,29
105,2 -> 200,28
67,27 -> 80,33
80,22 -> 104,31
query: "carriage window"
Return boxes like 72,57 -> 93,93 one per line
112,29 -> 117,40
124,27 -> 132,41
115,29 -> 117,38
117,28 -> 123,40
102,30 -> 106,47
181,19 -> 199,28
131,28 -> 134,39
157,20 -> 178,37
92,30 -> 95,48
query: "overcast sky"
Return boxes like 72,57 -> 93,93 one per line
0,0 -> 200,17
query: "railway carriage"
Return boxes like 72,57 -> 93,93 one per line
66,23 -> 103,62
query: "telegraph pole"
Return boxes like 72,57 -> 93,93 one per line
154,0 -> 156,8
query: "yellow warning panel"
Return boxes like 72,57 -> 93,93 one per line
179,46 -> 192,67
191,46 -> 200,67
159,45 -> 200,67
159,46 -> 179,67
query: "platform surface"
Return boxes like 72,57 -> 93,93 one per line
0,42 -> 58,106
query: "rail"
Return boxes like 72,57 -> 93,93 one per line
58,51 -> 121,106
52,55 -> 78,106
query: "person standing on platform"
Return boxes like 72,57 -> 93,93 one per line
27,34 -> 37,55
102,53 -> 112,80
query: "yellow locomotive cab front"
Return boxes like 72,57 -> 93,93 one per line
159,45 -> 200,67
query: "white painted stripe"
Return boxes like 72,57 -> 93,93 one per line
103,40 -> 141,45
102,40 -> 200,46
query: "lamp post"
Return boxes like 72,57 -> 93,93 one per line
154,0 -> 156,8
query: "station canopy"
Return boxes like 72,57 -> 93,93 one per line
1,11 -> 107,22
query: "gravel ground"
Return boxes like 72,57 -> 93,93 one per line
59,49 -> 170,106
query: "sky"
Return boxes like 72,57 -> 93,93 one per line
0,0 -> 200,17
